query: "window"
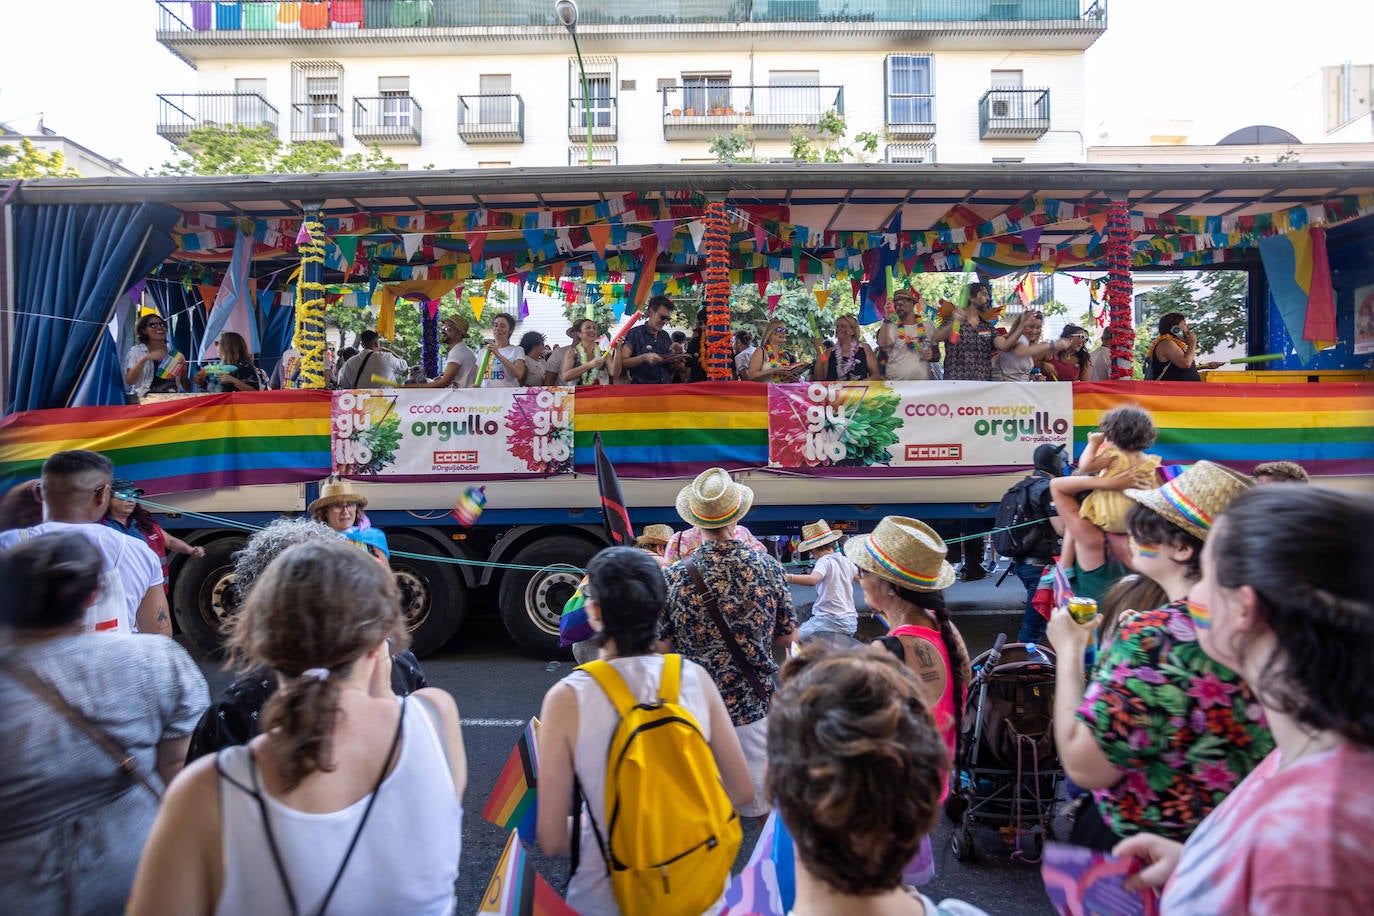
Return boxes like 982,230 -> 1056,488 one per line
570,57 -> 617,132
886,142 -> 936,163
568,145 -> 617,166
769,70 -> 820,119
291,61 -> 343,140
577,75 -> 613,128
886,55 -> 933,126
306,76 -> 339,132
479,74 -> 512,125
682,74 -> 730,114
234,78 -> 268,125
379,76 -> 411,128
991,70 -> 1023,89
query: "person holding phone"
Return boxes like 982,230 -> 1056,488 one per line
1145,313 -> 1223,381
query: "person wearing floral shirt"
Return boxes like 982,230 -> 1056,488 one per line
1048,461 -> 1271,848
661,468 -> 797,817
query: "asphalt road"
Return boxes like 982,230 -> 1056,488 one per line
193,566 -> 1061,916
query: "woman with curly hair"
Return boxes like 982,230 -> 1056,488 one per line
129,540 -> 465,915
768,643 -> 985,915
1116,485 -> 1374,912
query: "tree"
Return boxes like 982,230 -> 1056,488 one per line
0,137 -> 80,178
709,109 -> 878,164
155,125 -> 403,176
1135,270 -> 1248,362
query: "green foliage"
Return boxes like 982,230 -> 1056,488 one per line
0,138 -> 80,178
1135,270 -> 1248,359
713,109 -> 879,164
155,125 -> 402,176
707,127 -> 757,163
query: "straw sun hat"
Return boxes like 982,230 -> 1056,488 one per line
844,516 -> 955,592
1124,460 -> 1253,540
796,519 -> 843,553
308,477 -> 368,515
635,524 -> 675,547
676,468 -> 754,530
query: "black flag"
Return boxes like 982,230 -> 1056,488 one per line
594,432 -> 634,546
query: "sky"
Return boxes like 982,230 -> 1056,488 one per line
1,0 -> 1371,174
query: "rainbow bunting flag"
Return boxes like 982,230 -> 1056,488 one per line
1072,382 -> 1374,477
0,391 -> 332,495
481,718 -> 540,843
477,830 -> 575,916
573,382 -> 769,478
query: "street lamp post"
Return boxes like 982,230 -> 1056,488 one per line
555,0 -> 594,167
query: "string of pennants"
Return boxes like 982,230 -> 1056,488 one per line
167,189 -> 1374,308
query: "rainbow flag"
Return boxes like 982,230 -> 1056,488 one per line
481,718 -> 540,843
574,382 -> 769,478
477,830 -> 575,916
1072,382 -> 1374,477
0,391 -> 332,495
1257,227 -> 1337,360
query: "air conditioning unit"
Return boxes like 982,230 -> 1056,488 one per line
991,99 -> 1011,118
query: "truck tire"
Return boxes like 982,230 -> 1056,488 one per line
498,536 -> 598,658
388,530 -> 466,658
171,535 -> 247,657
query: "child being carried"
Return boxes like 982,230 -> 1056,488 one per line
1077,406 -> 1161,534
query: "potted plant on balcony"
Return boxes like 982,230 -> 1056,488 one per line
684,108 -> 697,116
671,108 -> 681,117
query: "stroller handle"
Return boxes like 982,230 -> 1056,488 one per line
987,633 -> 1008,667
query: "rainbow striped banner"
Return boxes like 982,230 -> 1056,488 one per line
0,391 -> 332,495
1072,381 -> 1374,476
573,382 -> 769,478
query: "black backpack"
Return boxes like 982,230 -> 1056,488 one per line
992,476 -> 1055,561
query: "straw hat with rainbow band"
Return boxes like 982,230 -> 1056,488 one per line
843,516 -> 956,592
675,468 -> 754,530
796,519 -> 843,553
1123,460 -> 1253,541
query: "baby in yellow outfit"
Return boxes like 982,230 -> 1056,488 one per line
1077,406 -> 1161,534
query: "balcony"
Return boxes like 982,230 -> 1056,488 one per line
291,102 -> 344,144
154,2 -> 1108,63
156,92 -> 278,143
567,98 -> 618,143
353,95 -> 422,144
978,88 -> 1050,139
661,84 -> 844,140
886,96 -> 936,141
457,94 -> 524,144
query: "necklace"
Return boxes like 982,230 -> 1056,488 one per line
577,342 -> 599,386
836,341 -> 861,378
763,346 -> 785,369
895,323 -> 928,354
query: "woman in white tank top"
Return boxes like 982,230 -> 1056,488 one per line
536,547 -> 754,915
128,540 -> 467,916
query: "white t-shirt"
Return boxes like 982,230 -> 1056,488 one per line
811,551 -> 859,625
882,322 -> 936,381
0,521 -> 163,633
124,344 -> 155,397
445,343 -> 478,388
478,345 -> 524,388
997,334 -> 1036,381
338,348 -> 408,388
735,347 -> 757,378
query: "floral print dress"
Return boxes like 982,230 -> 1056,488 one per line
1076,600 -> 1274,842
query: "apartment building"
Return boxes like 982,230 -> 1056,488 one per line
153,0 -> 1108,168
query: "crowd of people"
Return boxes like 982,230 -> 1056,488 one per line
2,419 -> 1370,913
123,289 -> 1215,402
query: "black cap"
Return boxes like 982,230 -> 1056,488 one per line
111,478 -> 145,498
1033,444 -> 1068,476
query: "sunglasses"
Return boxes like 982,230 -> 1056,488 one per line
144,321 -> 167,329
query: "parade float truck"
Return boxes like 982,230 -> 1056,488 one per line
2,165 -> 1370,657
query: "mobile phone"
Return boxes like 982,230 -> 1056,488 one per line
1170,325 -> 1184,336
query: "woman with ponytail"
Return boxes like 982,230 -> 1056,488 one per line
0,532 -> 208,913
130,539 -> 465,916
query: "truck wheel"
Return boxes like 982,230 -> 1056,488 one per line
498,536 -> 597,658
171,535 -> 247,657
387,530 -> 467,658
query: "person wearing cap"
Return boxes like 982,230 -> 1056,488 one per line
1047,461 -> 1273,851
784,520 -> 860,642
406,315 -> 477,389
847,517 -> 971,774
103,479 -> 204,593
338,329 -> 408,389
661,468 -> 797,817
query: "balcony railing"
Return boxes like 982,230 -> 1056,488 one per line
886,94 -> 936,141
567,145 -> 618,167
353,95 -> 422,144
291,102 -> 344,144
156,92 -> 279,142
885,142 -> 937,164
978,88 -> 1050,139
661,84 -> 843,139
155,1 -> 1107,31
567,97 -> 618,142
457,94 -> 524,144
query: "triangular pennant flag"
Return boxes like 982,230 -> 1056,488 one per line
1020,226 -> 1043,254
688,219 -> 706,252
470,295 -> 487,322
468,231 -> 487,263
1089,212 -> 1108,234
767,293 -> 781,316
402,233 -> 423,261
652,219 -> 674,250
334,235 -> 359,269
814,288 -> 829,310
588,223 -> 611,257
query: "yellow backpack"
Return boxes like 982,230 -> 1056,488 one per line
579,654 -> 742,916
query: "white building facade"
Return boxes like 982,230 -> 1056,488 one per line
154,0 -> 1108,168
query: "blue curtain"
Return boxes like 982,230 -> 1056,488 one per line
258,287 -> 297,382
9,202 -> 179,412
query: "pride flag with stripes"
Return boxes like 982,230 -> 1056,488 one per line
0,391 -> 332,495
573,382 -> 769,478
1072,381 -> 1374,477
481,717 -> 540,843
477,830 -> 575,916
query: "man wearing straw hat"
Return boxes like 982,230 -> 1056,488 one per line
633,523 -> 674,565
784,519 -> 859,642
662,468 -> 797,818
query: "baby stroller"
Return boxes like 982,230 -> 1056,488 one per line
945,634 -> 1061,863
